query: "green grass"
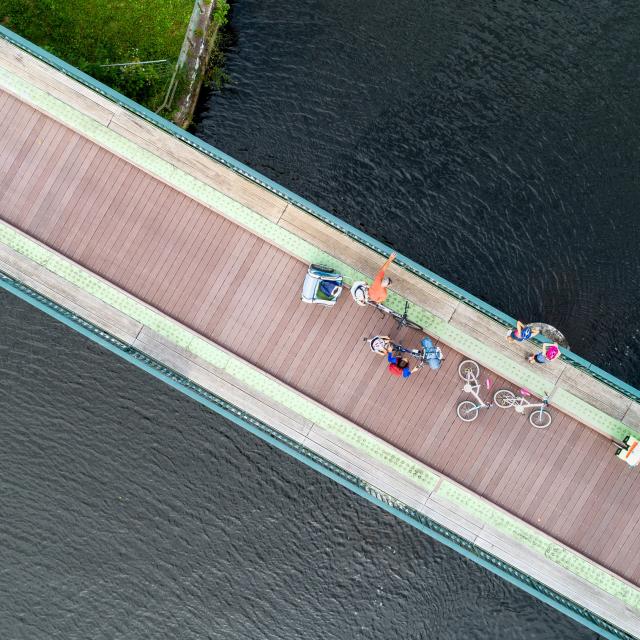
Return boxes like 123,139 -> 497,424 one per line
0,0 -> 193,110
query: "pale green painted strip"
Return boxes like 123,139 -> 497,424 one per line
438,481 -> 551,556
552,389 -> 635,442
0,222 -> 438,493
546,545 -> 640,611
438,480 -> 640,611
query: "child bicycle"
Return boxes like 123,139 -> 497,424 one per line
493,388 -> 552,429
456,359 -> 493,422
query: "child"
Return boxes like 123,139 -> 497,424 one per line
368,252 -> 396,304
528,342 -> 560,365
507,320 -> 539,343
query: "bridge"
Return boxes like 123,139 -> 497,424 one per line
1,26 -> 640,639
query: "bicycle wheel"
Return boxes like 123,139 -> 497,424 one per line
493,389 -> 516,408
457,400 -> 479,422
458,359 -> 479,381
310,264 -> 335,274
529,409 -> 552,429
373,302 -> 393,317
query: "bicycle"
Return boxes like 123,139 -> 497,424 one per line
372,300 -> 423,331
456,359 -> 493,422
493,388 -> 552,428
351,282 -> 423,331
392,338 -> 443,370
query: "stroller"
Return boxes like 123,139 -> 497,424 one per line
301,264 -> 343,306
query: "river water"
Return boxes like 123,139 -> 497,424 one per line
3,0 -> 638,637
196,0 -> 640,387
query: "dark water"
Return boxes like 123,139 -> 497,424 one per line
3,0 -> 638,637
195,0 -> 640,387
1,292 -> 597,639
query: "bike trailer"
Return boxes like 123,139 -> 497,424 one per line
301,264 -> 343,306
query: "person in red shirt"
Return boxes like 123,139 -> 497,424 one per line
387,352 -> 419,378
367,252 -> 396,304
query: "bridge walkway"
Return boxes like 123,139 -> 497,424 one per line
2,87 -> 640,592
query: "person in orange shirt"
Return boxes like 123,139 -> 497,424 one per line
367,252 -> 396,303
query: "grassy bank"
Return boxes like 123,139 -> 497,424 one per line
0,0 -> 193,110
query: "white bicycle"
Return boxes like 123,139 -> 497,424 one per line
456,360 -> 493,422
493,388 -> 552,429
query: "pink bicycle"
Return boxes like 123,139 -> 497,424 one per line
493,387 -> 552,429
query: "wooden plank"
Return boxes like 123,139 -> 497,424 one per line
570,455 -> 629,552
188,225 -> 260,329
162,212 -> 226,314
396,348 -> 459,451
417,502 -> 481,541
133,327 -> 311,442
323,310 -> 392,417
547,440 -> 613,536
496,412 -> 572,512
0,103 -> 43,182
585,472 -> 640,564
20,130 -> 85,232
475,529 -> 640,638
223,251 -> 297,354
164,215 -> 234,316
29,135 -> 91,237
304,424 -> 430,511
518,415 -> 579,517
0,111 -> 49,198
0,39 -> 116,126
488,412 -> 552,501
65,158 -> 131,260
107,108 -> 287,223
74,164 -> 139,264
424,492 -> 486,536
0,244 -> 141,344
4,119 -> 66,219
556,364 -> 632,421
33,140 -> 103,243
127,192 -> 192,298
531,431 -> 603,526
623,401 -> 640,431
48,147 -> 112,249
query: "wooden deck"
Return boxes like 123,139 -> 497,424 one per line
2,89 -> 640,589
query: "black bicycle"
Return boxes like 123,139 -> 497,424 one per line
369,300 -> 423,331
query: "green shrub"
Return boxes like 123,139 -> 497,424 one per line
213,0 -> 230,27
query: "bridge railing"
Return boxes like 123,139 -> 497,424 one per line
1,24 -> 639,405
0,268 -> 633,640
